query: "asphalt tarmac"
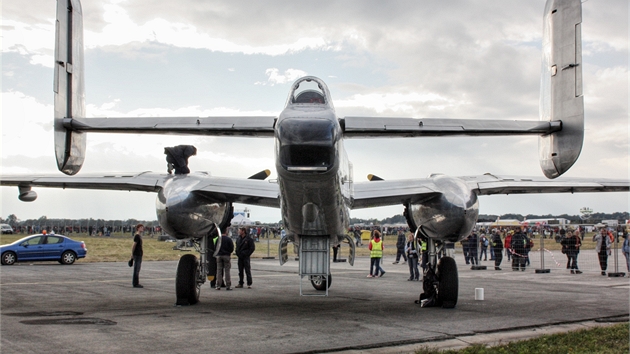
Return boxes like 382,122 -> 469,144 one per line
1,252 -> 628,354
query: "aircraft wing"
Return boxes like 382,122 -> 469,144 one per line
352,178 -> 442,209
0,172 -> 280,208
341,117 -> 561,137
0,172 -> 164,193
351,174 -> 629,209
464,174 -> 630,195
65,116 -> 277,137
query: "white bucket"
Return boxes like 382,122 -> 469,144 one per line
475,288 -> 484,300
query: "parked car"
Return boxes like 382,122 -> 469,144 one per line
0,234 -> 87,265
0,224 -> 14,234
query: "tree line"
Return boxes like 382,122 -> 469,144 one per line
350,212 -> 629,226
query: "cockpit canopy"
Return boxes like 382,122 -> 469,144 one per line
286,76 -> 333,108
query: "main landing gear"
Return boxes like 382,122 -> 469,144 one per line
416,230 -> 459,308
175,224 -> 220,306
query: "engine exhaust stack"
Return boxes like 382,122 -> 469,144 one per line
54,0 -> 86,175
539,0 -> 584,179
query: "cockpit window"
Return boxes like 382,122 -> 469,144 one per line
294,90 -> 325,104
291,79 -> 326,104
278,118 -> 336,170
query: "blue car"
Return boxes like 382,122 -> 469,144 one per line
0,234 -> 87,265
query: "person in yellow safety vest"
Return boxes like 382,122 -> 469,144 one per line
368,230 -> 386,277
415,234 -> 429,272
207,228 -> 221,288
405,233 -> 420,281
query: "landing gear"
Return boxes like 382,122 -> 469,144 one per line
436,257 -> 458,308
416,233 -> 459,308
310,274 -> 332,291
175,254 -> 201,305
175,225 -> 218,306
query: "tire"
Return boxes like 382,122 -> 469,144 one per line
436,256 -> 458,308
1,251 -> 16,265
60,251 -> 77,265
176,254 -> 200,305
310,274 -> 332,291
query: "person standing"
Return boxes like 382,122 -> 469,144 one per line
235,227 -> 255,288
622,233 -> 630,272
468,232 -> 479,268
461,236 -> 470,265
405,234 -> 420,281
562,230 -> 582,274
490,230 -> 503,270
215,230 -> 235,290
368,230 -> 385,277
479,234 -> 489,261
131,224 -> 144,288
393,231 -> 407,264
504,230 -> 513,262
593,228 -> 612,276
332,241 -> 341,262
353,228 -> 363,246
418,235 -> 428,272
510,228 -> 527,271
207,227 -> 221,288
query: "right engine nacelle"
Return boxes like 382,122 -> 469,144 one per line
404,175 -> 478,243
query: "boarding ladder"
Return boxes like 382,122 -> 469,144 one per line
299,236 -> 330,296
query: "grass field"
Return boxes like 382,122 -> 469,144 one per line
415,322 -> 629,354
0,231 -> 608,263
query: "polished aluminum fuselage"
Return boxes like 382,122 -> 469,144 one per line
275,102 -> 351,242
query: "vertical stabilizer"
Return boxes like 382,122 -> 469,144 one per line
539,0 -> 584,179
54,0 -> 86,175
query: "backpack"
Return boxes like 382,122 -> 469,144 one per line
483,238 -> 489,247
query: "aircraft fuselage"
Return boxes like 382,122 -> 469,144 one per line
274,77 -> 351,242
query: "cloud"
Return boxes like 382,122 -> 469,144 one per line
2,0 -> 628,222
257,68 -> 308,86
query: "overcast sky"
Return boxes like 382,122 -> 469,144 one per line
1,0 -> 628,224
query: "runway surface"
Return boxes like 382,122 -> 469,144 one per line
1,253 -> 628,354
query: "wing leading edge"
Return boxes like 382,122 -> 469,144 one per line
351,174 -> 629,209
0,172 -> 280,208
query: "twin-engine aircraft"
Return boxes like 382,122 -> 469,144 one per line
2,0 -> 628,307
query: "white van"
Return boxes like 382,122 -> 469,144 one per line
0,224 -> 14,234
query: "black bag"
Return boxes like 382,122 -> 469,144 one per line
128,258 -> 134,267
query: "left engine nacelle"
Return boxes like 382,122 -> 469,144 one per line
404,175 -> 478,243
156,176 -> 233,239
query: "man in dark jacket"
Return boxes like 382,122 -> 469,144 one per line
510,228 -> 528,271
235,227 -> 255,288
215,230 -> 235,290
393,231 -> 408,264
490,230 -> 503,270
468,232 -> 479,268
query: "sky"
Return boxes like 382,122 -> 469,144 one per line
1,0 -> 628,224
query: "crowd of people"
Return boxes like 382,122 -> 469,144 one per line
381,223 -> 630,280
127,221 -> 630,289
